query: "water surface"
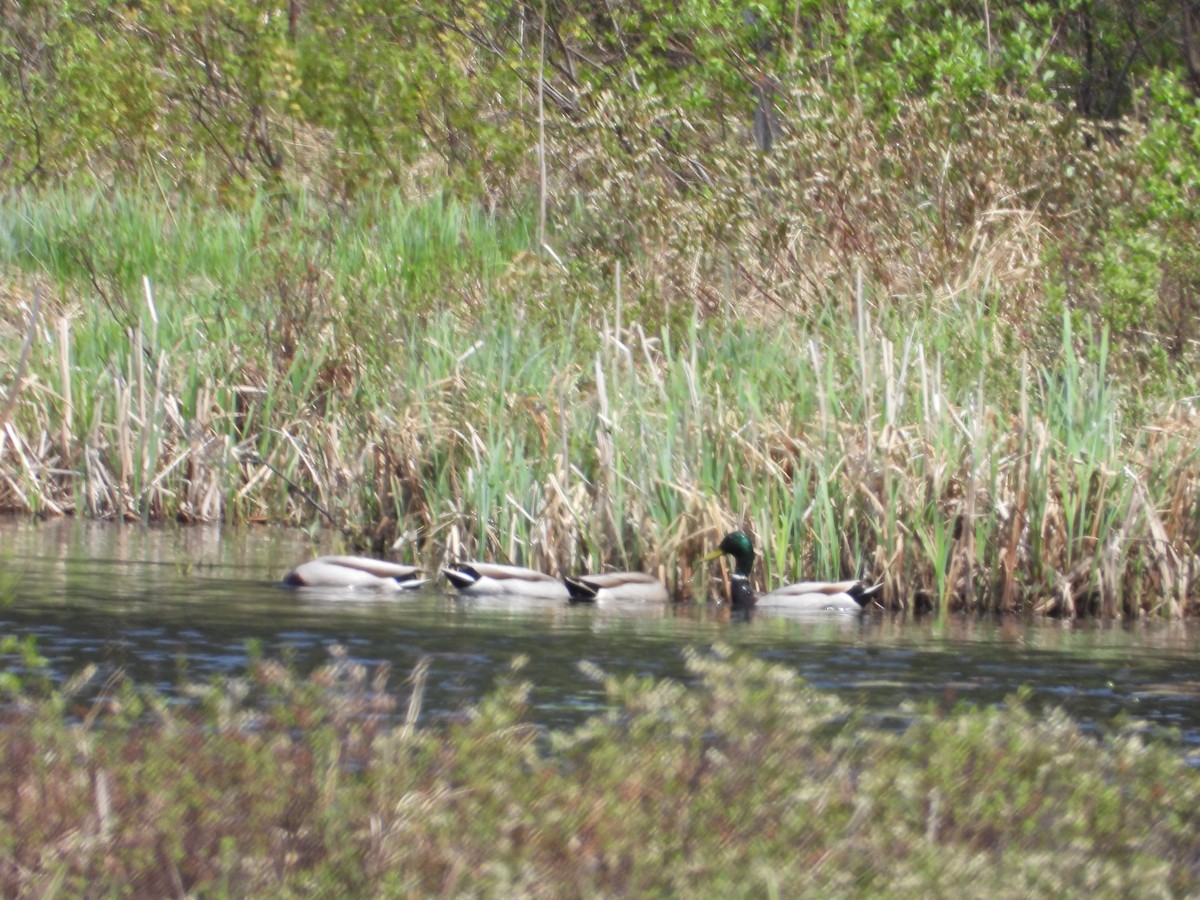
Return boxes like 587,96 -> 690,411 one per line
2,518 -> 1198,747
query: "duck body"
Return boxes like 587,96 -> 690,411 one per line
565,572 -> 670,604
282,556 -> 427,590
706,531 -> 880,612
443,562 -> 570,600
729,573 -> 880,612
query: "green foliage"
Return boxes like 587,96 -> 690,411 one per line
0,0 -> 1191,192
0,633 -> 48,694
1,1 -> 1197,355
1094,224 -> 1165,334
0,649 -> 1197,895
607,0 -> 752,104
1134,71 -> 1200,224
803,0 -> 1058,118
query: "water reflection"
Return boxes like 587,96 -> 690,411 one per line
2,517 -> 1199,746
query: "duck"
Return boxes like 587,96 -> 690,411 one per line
282,556 -> 427,590
442,562 -> 571,600
564,572 -> 670,604
702,530 -> 881,612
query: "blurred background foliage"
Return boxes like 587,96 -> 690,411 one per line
0,4 -> 1194,305
6,0 -> 1197,363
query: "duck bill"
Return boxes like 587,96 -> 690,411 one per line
700,548 -> 724,563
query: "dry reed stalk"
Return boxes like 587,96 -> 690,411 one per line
998,356 -> 1032,612
198,437 -> 227,521
0,285 -> 42,436
592,351 -> 619,555
0,423 -> 32,511
855,270 -> 874,461
115,372 -> 131,519
1099,497 -> 1134,618
963,379 -> 986,609
139,350 -> 167,516
82,446 -> 96,514
544,469 -> 581,553
401,657 -> 430,742
135,327 -> 147,506
24,429 -> 49,511
1129,469 -> 1186,618
57,316 -> 72,462
184,386 -> 210,518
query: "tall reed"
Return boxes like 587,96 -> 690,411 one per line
0,186 -> 1196,615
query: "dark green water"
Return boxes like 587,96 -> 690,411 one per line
2,518 -> 1199,747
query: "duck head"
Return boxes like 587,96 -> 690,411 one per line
702,530 -> 757,577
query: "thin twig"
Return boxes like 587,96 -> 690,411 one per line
241,447 -> 342,531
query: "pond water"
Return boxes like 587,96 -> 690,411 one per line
2,518 -> 1199,750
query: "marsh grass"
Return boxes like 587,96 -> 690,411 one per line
0,648 -> 1195,897
0,187 -> 1198,615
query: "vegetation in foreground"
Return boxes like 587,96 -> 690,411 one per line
1,2 -> 1198,615
0,648 -> 1195,898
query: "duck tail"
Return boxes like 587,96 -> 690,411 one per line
850,581 -> 884,607
442,565 -> 480,590
564,576 -> 599,603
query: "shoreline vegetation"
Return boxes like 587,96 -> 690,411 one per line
1,648 -> 1197,896
1,2 -> 1198,616
2,188 -> 1196,617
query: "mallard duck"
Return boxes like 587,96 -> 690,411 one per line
564,572 -> 670,604
442,562 -> 570,600
282,556 -> 427,590
703,531 -> 881,612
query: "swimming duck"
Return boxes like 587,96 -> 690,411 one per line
442,562 -> 571,600
564,572 -> 670,604
703,531 -> 881,611
282,556 -> 427,590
